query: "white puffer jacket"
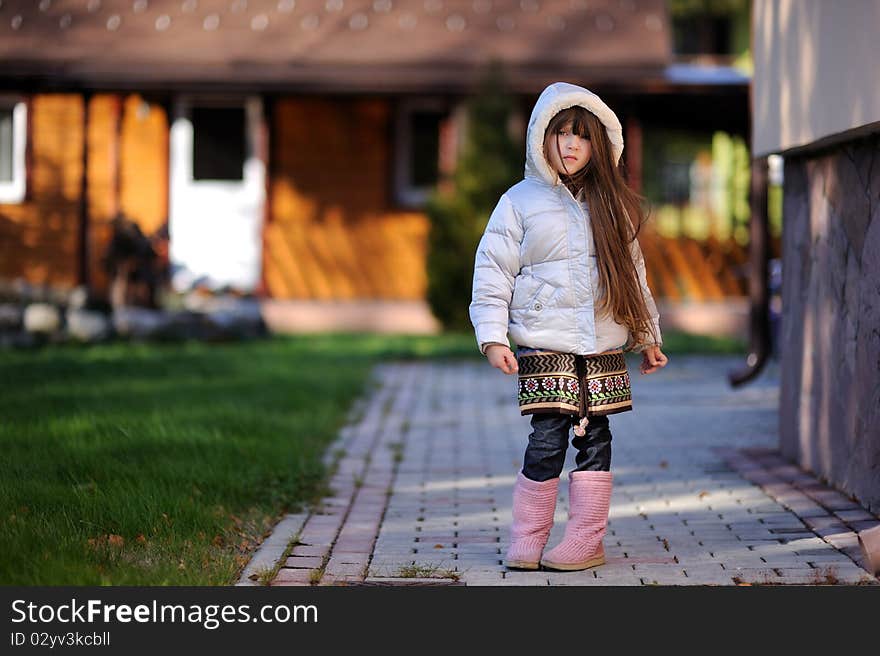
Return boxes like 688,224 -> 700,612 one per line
469,82 -> 662,356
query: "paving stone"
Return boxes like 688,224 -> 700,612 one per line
453,542 -> 502,549
296,532 -> 336,546
823,532 -> 859,548
318,575 -> 365,586
498,572 -> 549,585
333,553 -> 371,565
639,573 -> 692,586
591,572 -> 651,585
715,555 -> 773,566
543,577 -> 611,586
771,573 -> 834,585
457,564 -> 508,574
754,554 -> 816,567
290,545 -> 330,558
681,573 -> 737,585
782,537 -> 828,549
787,506 -> 832,518
284,555 -> 324,569
361,577 -> 463,586
834,509 -> 877,522
324,561 -> 366,577
631,564 -> 688,576
803,515 -> 849,532
458,572 -> 506,585
615,556 -> 679,566
272,569 -> 316,585
759,515 -> 808,527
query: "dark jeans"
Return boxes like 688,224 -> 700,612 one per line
522,413 -> 612,482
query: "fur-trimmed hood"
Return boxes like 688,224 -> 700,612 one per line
524,82 -> 624,186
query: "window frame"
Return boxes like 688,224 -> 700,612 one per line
393,97 -> 452,208
0,97 -> 27,204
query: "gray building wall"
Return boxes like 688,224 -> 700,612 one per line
752,0 -> 880,157
778,134 -> 880,513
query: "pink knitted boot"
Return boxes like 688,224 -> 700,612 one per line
504,472 -> 560,570
540,470 -> 612,571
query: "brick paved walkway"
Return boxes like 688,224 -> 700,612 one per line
238,354 -> 879,586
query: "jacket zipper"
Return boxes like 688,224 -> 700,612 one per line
558,183 -> 596,351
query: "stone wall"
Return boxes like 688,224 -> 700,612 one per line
779,133 -> 880,513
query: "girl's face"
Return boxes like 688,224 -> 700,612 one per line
544,121 -> 592,176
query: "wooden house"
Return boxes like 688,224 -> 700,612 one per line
0,0 -> 750,331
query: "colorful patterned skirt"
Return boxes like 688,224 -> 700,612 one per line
516,346 -> 633,431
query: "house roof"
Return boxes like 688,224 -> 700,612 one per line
0,0 -> 673,92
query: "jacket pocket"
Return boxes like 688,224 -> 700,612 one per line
512,275 -> 556,311
528,279 -> 556,312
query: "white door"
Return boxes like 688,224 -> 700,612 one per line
169,96 -> 265,293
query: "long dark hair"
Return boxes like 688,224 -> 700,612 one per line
543,106 -> 659,348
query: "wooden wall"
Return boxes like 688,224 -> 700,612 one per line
265,97 -> 429,300
118,95 -> 168,239
0,93 -> 168,297
86,94 -> 121,296
0,95 -> 81,288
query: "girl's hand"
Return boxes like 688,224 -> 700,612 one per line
639,345 -> 668,375
486,344 -> 519,375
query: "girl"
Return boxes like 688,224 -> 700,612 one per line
469,82 -> 668,572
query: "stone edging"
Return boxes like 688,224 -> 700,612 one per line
715,446 -> 880,581
235,513 -> 310,586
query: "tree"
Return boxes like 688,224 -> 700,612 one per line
425,64 -> 523,331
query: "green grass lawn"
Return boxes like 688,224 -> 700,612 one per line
0,329 -> 742,585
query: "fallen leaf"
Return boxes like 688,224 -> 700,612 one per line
659,460 -> 668,468
108,534 -> 125,548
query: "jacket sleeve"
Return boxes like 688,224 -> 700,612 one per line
628,237 -> 663,352
469,193 -> 523,354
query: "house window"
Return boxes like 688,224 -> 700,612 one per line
191,105 -> 246,181
672,14 -> 732,55
0,100 -> 27,203
394,99 -> 454,206
669,0 -> 751,60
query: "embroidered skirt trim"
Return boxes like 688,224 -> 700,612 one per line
516,347 -> 633,418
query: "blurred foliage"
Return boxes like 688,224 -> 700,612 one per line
643,128 -> 753,245
767,155 -> 783,239
712,131 -> 752,243
768,182 -> 783,238
669,0 -> 753,73
669,0 -> 749,16
424,63 -> 524,331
